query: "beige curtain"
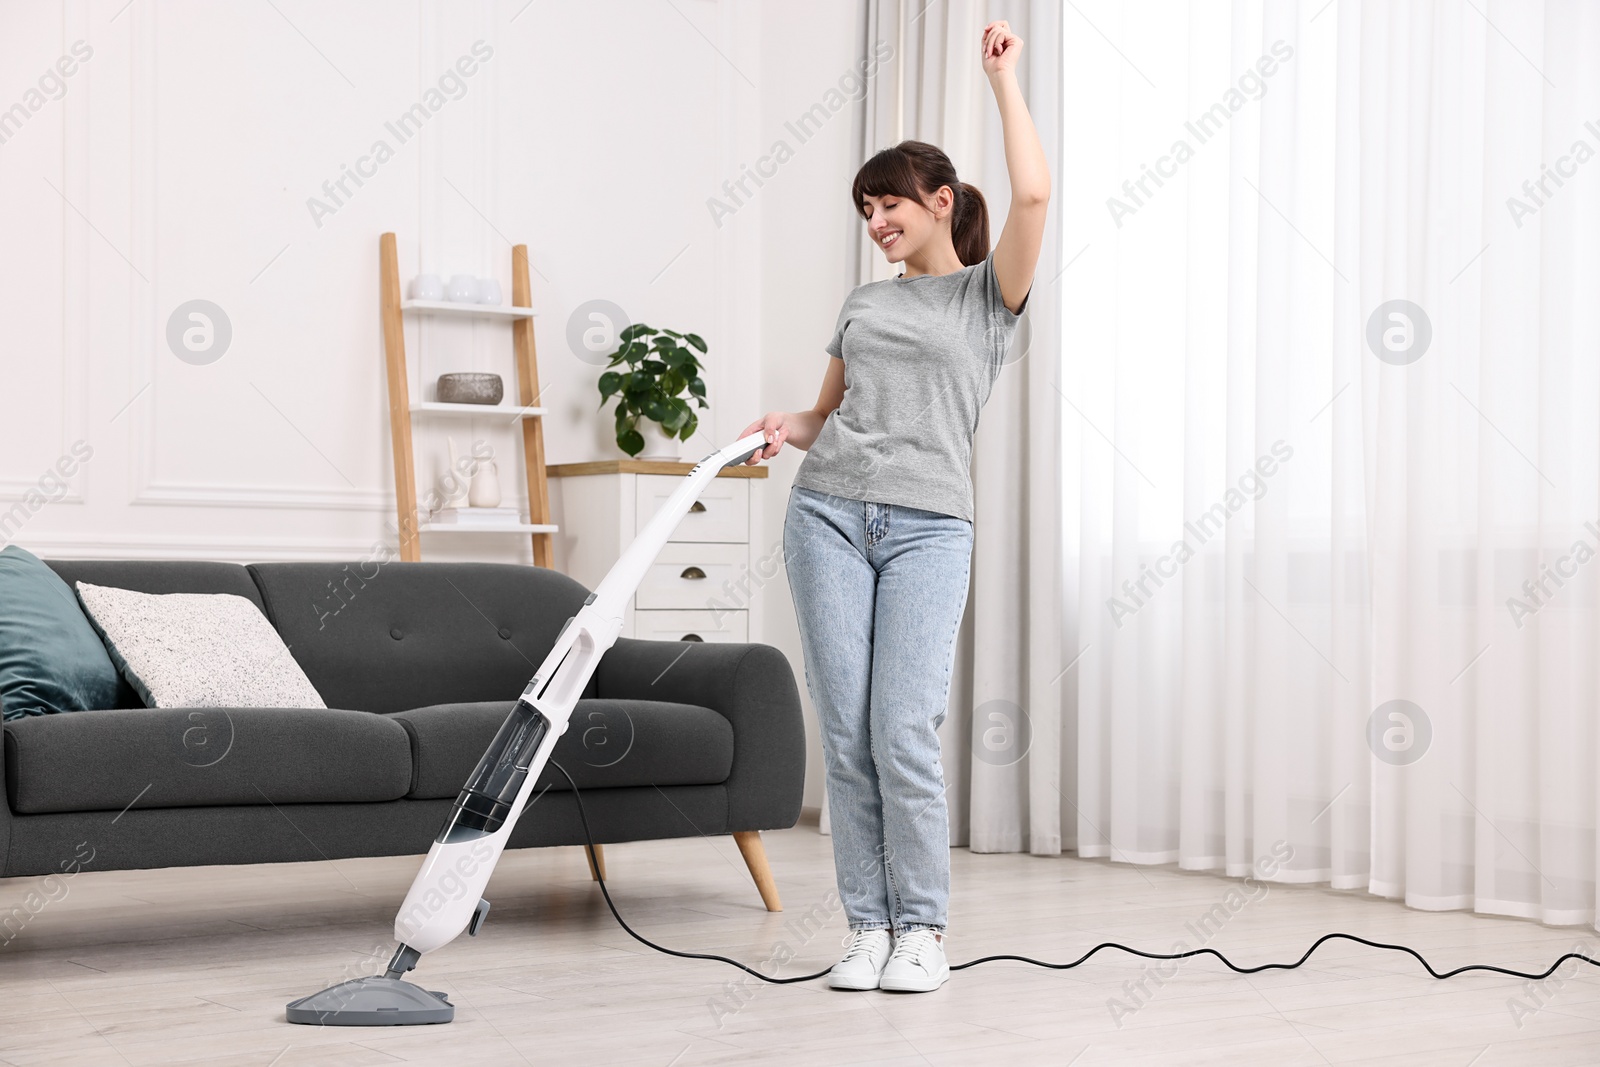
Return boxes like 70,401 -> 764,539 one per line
821,0 -> 1069,853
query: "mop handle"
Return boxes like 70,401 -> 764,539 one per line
504,428 -> 770,713
586,430 -> 770,620
520,428 -> 770,703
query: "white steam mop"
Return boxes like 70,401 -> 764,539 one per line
287,431 -> 770,1026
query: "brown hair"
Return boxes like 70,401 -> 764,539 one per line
850,140 -> 990,267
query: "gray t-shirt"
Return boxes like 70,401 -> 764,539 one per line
793,249 -> 1029,522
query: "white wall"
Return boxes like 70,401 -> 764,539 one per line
1,0 -> 858,812
1,0 -> 760,560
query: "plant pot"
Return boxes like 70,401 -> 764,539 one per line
637,420 -> 681,460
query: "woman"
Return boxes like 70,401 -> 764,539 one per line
739,21 -> 1049,992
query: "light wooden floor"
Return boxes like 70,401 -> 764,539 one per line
4,818 -> 1600,1066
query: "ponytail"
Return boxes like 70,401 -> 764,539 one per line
951,182 -> 990,267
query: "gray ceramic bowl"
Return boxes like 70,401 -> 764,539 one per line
436,372 -> 504,405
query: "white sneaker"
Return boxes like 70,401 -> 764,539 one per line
828,928 -> 894,990
878,928 -> 949,992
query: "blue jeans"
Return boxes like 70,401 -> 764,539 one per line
783,484 -> 974,936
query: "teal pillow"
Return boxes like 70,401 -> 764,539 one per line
0,545 -> 125,720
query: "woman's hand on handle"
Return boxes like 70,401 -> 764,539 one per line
738,412 -> 792,465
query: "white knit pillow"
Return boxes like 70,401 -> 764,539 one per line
74,581 -> 326,709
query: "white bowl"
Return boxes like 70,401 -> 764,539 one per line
410,274 -> 444,301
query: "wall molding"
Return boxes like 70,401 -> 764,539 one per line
20,531 -> 393,562
129,483 -> 393,511
0,1 -> 92,503
125,2 -> 384,513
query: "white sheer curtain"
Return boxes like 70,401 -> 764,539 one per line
1065,0 -> 1600,924
820,0 -> 1071,850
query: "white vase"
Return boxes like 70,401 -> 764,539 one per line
468,459 -> 502,507
637,421 -> 681,460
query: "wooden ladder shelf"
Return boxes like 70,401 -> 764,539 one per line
378,233 -> 557,567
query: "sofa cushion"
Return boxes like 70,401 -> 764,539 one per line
43,559 -> 270,710
0,546 -> 125,720
249,562 -> 600,714
388,699 -> 734,799
4,706 -> 412,814
74,581 -> 326,709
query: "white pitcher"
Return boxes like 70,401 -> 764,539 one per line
468,458 -> 502,508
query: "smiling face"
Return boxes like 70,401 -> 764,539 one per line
862,186 -> 954,268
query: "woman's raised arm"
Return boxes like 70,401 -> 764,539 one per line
982,20 -> 1050,316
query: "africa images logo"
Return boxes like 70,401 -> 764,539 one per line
1105,440 -> 1294,627
305,41 -> 494,229
1106,40 -> 1294,228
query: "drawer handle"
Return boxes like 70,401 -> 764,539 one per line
681,633 -> 705,642
690,501 -> 707,513
680,566 -> 707,580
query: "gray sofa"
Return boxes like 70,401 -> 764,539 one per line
0,559 -> 805,910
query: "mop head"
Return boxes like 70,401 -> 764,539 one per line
285,976 -> 454,1026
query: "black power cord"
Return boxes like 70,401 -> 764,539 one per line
549,761 -> 1600,985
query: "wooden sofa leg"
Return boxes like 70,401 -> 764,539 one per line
733,830 -> 782,912
584,844 -> 607,882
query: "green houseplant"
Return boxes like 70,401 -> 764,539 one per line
597,323 -> 709,457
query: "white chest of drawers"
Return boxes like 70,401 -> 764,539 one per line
546,458 -> 768,643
